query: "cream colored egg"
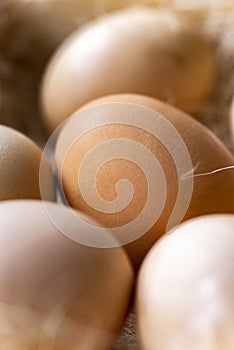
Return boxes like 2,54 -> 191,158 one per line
55,94 -> 234,269
0,0 -> 155,132
41,7 -> 215,131
137,214 -> 234,350
0,200 -> 134,350
162,0 -> 234,12
0,125 -> 53,201
1,0 -> 156,72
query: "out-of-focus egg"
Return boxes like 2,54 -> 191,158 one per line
0,0 -> 156,73
0,125 -> 53,201
41,7 -> 215,131
0,200 -> 134,349
0,0 -> 155,133
55,94 -> 234,268
137,214 -> 234,350
163,0 -> 234,12
230,95 -> 234,146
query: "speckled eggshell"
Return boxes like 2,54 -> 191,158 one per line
0,125 -> 53,201
55,94 -> 234,269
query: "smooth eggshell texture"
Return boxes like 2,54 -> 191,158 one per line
137,214 -> 234,350
230,95 -> 234,146
41,7 -> 215,131
0,125 -> 53,201
0,0 -> 155,132
0,200 -> 134,350
2,0 -> 156,71
163,0 -> 234,11
55,94 -> 234,268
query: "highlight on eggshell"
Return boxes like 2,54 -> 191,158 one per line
1,0 -> 158,70
0,200 -> 134,350
0,0 -> 157,132
0,125 -> 54,201
41,94 -> 234,268
137,214 -> 234,350
44,95 -> 194,249
0,0 -> 161,75
0,0 -> 230,133
41,7 -> 215,131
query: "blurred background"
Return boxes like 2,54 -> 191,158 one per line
0,1 -> 234,348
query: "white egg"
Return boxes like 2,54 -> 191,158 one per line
137,215 -> 234,350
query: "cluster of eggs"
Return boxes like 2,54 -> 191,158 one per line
0,4 -> 234,350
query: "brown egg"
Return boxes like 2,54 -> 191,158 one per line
230,94 -> 234,147
41,7 -> 215,131
54,94 -> 234,268
137,214 -> 234,350
0,200 -> 134,349
0,125 -> 53,201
